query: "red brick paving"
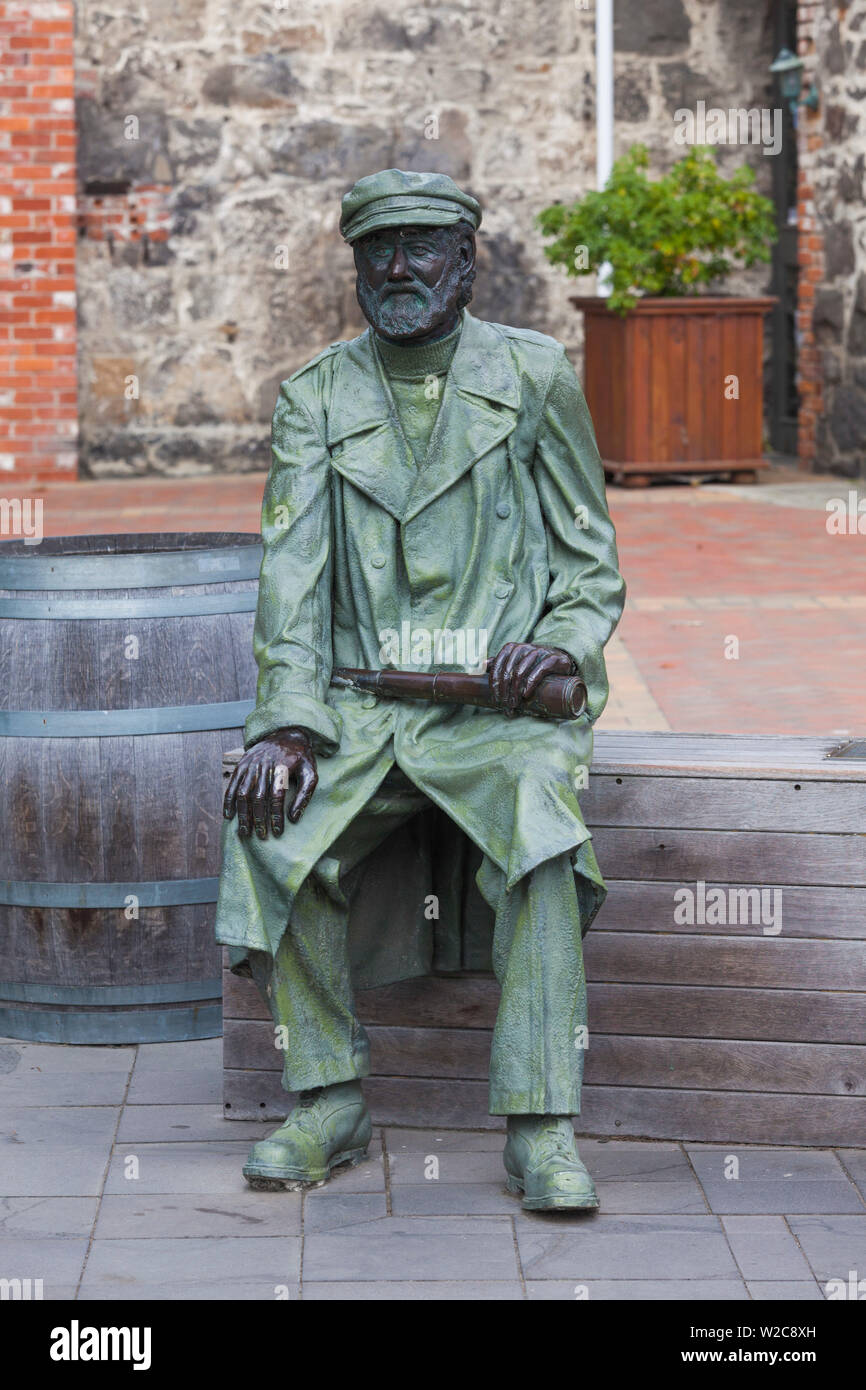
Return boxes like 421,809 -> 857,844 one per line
13,476 -> 265,536
613,497 -> 866,598
611,485 -> 866,734
618,606 -> 863,736
2,471 -> 864,736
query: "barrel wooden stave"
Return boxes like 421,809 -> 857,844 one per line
0,533 -> 260,1043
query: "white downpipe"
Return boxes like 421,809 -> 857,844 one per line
595,0 -> 614,296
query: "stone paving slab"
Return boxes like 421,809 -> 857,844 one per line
103,1141 -> 256,1196
388,1149 -> 504,1184
390,1177 -> 706,1218
0,1038 -> 132,1106
301,1149 -> 386,1195
388,1139 -> 707,1216
132,1040 -> 223,1072
0,1236 -> 90,1298
0,1040 -> 135,1072
303,1216 -> 519,1283
526,1279 -> 750,1301
516,1214 -> 740,1281
685,1148 -> 866,1215
1,1106 -> 118,1197
720,1215 -> 816,1281
573,1179 -> 707,1216
78,1236 -> 301,1301
747,1281 -> 825,1301
124,1068 -> 222,1106
104,1140 -> 380,1197
575,1141 -> 697,1182
304,1280 -> 525,1300
124,1040 -> 224,1105
301,1193 -> 388,1233
0,1196 -> 98,1238
837,1150 -> 866,1203
116,1104 -> 271,1144
387,1138 -> 696,1183
785,1215 -> 866,1288
0,1041 -> 134,1108
94,1192 -> 302,1239
103,1139 -> 386,1201
0,1072 -> 130,1106
391,1183 -> 519,1216
384,1127 -> 504,1152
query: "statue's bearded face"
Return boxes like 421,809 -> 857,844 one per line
354,223 -> 475,344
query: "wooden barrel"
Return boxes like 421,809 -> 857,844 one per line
0,532 -> 261,1043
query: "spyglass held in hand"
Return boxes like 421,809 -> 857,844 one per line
330,665 -> 588,720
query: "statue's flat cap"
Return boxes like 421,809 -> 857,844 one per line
340,169 -> 481,243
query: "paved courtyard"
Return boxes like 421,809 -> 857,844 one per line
20,461 -> 866,739
2,1036 -> 864,1301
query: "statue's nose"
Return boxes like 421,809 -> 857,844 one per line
387,246 -> 412,278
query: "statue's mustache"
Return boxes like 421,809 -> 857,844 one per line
379,283 -> 428,300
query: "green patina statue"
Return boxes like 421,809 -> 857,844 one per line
215,169 -> 626,1211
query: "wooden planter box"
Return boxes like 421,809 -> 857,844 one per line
571,295 -> 777,486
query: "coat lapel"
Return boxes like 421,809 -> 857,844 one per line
326,332 -> 414,521
326,311 -> 520,525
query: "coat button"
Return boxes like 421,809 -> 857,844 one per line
361,696 -> 377,709
494,580 -> 512,599
370,554 -> 386,569
495,502 -> 511,519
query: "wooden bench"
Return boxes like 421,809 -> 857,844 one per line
222,732 -> 866,1146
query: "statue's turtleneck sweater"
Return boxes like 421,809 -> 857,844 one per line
374,315 -> 463,467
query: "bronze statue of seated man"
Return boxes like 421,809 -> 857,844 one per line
216,169 -> 626,1211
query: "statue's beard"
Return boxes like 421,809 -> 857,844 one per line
357,260 -> 465,342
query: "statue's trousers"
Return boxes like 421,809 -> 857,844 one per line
245,767 -> 590,1117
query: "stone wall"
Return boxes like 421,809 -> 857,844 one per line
798,0 -> 866,477
73,0 -> 781,477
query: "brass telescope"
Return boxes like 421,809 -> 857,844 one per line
330,666 -> 587,721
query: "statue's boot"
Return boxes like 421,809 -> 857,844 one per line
242,1080 -> 371,1191
503,1115 -> 599,1212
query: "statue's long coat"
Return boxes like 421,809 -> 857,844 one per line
215,310 -> 626,979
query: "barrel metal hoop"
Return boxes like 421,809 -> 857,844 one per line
0,1003 -> 222,1043
0,543 -> 263,591
0,592 -> 259,620
0,700 -> 255,737
0,978 -> 222,1005
0,876 -> 220,908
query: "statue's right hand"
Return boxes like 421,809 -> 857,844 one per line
223,726 -> 318,840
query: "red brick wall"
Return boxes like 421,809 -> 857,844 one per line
0,0 -> 77,483
795,1 -> 824,470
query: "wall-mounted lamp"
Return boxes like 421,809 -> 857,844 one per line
769,48 -> 820,124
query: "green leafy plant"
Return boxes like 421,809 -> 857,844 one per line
537,143 -> 777,315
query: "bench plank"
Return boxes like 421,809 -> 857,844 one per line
226,966 -> 866,1045
592,881 -> 866,938
592,827 -> 866,885
221,1071 -> 866,1145
225,1020 -> 865,1098
582,775 -> 865,832
583,932 -> 866,991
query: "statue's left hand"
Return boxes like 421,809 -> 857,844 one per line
488,642 -> 576,713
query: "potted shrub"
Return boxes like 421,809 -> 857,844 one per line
538,144 -> 778,485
